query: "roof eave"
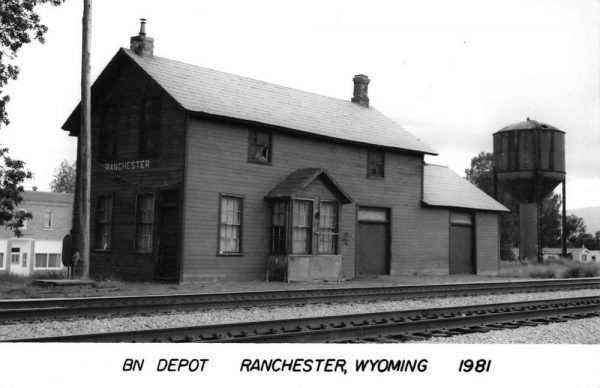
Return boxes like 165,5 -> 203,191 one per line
421,200 -> 510,213
188,111 -> 437,156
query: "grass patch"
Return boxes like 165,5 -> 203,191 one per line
500,258 -> 600,279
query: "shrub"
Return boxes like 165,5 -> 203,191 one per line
528,268 -> 557,279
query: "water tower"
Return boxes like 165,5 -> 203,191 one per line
493,118 -> 566,262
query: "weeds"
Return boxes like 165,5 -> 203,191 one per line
501,258 -> 600,279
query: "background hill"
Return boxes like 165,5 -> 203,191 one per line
571,206 -> 600,234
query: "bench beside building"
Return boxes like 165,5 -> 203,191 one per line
62,25 -> 508,283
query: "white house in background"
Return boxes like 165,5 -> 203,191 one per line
511,247 -> 600,263
541,247 -> 600,262
0,191 -> 73,277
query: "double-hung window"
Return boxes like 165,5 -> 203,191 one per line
219,195 -> 242,255
95,195 -> 113,250
292,200 -> 313,254
318,202 -> 338,254
270,200 -> 287,254
367,149 -> 384,178
135,194 -> 154,252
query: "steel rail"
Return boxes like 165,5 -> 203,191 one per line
7,295 -> 600,343
1,277 -> 599,323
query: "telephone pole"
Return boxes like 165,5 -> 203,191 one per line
79,0 -> 92,278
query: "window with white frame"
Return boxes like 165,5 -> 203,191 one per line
270,200 -> 287,254
35,253 -> 61,269
95,195 -> 113,250
135,194 -> 154,252
0,252 -> 4,269
318,202 -> 339,254
218,195 -> 242,254
44,210 -> 53,229
292,200 -> 313,254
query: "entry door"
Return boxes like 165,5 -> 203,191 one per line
357,207 -> 389,276
449,212 -> 474,274
155,190 -> 180,281
9,246 -> 30,276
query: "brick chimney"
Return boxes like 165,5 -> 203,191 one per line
351,74 -> 370,107
130,18 -> 154,56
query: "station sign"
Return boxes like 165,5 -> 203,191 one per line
104,160 -> 151,172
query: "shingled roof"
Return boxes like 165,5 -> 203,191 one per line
265,168 -> 353,203
63,48 -> 436,155
423,164 -> 508,212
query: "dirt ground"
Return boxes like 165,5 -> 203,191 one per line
0,273 -> 529,300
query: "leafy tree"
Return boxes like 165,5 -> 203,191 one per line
465,152 -> 518,260
1,0 -> 65,126
465,152 -> 495,196
565,214 -> 587,247
50,159 -> 75,193
0,146 -> 32,236
540,193 -> 562,248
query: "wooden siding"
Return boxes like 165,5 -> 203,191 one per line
404,207 -> 450,275
84,60 -> 187,281
182,117 -> 434,281
476,212 -> 500,275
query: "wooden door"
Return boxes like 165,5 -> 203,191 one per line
449,225 -> 474,274
155,190 -> 180,281
357,223 -> 389,275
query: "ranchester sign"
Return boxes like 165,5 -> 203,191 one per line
104,160 -> 151,172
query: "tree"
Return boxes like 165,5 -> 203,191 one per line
50,159 -> 75,193
465,152 -> 519,260
565,214 -> 587,247
0,146 -> 32,236
1,0 -> 65,126
465,152 -> 494,196
539,193 -> 562,248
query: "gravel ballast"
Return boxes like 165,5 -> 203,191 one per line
422,316 -> 600,344
1,289 -> 598,342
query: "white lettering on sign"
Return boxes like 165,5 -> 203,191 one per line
104,160 -> 150,171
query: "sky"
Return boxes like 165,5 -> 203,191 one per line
1,0 -> 599,209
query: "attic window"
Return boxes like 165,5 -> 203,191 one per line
139,98 -> 160,156
248,129 -> 271,164
367,149 -> 384,178
100,105 -> 117,160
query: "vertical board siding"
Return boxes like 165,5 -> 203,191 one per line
87,60 -> 187,281
183,117 -> 446,281
399,207 -> 450,275
476,212 -> 500,275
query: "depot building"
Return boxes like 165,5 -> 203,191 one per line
63,23 -> 508,283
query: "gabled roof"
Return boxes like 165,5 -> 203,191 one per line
265,168 -> 353,204
422,164 -> 508,212
63,48 -> 436,155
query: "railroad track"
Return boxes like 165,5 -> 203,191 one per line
1,277 -> 599,322
9,295 -> 600,343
